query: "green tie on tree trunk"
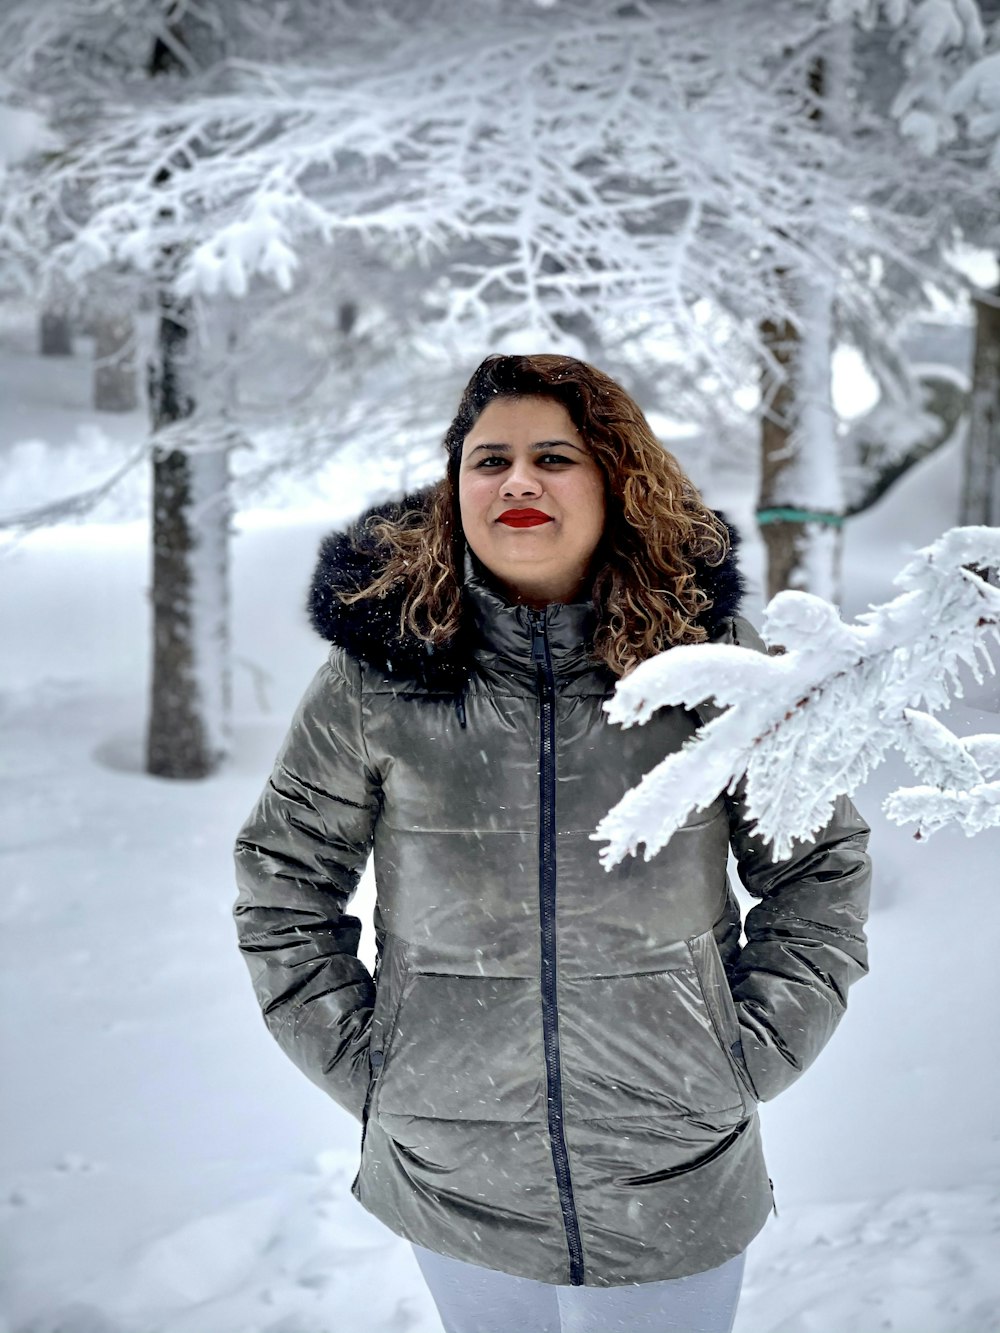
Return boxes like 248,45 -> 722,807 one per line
757,301 -> 844,604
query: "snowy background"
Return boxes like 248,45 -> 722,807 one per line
1,298 -> 998,1333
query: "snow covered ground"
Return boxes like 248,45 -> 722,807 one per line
1,330 -> 999,1332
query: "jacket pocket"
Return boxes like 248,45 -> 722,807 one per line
375,972 -> 544,1122
619,1116 -> 752,1186
362,933 -> 410,1140
688,929 -> 759,1112
559,964 -> 747,1121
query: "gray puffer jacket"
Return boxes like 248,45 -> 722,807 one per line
234,493 -> 871,1287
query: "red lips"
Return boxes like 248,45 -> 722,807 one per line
497,508 -> 553,528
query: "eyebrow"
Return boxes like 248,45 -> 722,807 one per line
466,439 -> 588,455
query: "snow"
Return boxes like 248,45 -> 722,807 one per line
0,101 -> 57,169
181,193 -> 306,300
788,280 -> 842,512
736,1187 -> 1000,1332
2,333 -> 1000,1331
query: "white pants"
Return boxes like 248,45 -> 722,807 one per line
412,1243 -> 746,1333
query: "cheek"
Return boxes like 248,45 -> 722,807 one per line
458,476 -> 489,534
582,478 -> 607,543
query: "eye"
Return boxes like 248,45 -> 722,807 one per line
538,452 -> 576,466
474,454 -> 508,469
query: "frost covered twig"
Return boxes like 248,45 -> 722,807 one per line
594,527 -> 1000,866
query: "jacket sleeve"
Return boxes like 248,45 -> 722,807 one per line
718,616 -> 872,1103
233,648 -> 381,1122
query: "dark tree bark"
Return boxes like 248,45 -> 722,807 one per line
759,303 -> 804,599
40,308 -> 73,356
961,278 -> 1000,528
762,305 -> 805,597
146,292 -> 230,779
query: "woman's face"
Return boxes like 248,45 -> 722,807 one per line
459,396 -> 606,608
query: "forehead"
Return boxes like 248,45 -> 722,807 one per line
463,396 -> 582,445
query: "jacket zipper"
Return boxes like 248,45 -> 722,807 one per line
528,609 -> 586,1286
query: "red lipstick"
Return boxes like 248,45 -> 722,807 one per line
497,508 -> 553,528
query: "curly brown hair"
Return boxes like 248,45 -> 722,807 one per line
340,353 -> 730,677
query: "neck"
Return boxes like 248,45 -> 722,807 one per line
493,573 -> 590,609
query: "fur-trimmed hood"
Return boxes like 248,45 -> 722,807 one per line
308,486 -> 745,690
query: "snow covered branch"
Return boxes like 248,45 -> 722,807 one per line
0,0 -> 984,367
594,527 -> 1000,866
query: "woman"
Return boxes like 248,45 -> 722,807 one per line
234,353 -> 871,1333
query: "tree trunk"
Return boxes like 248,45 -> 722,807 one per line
758,276 -> 843,602
39,308 -> 73,356
145,292 -> 230,779
960,280 -> 1000,527
93,300 -> 138,411
144,2 -> 230,779
757,48 -> 845,604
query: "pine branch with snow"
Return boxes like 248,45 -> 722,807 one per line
594,527 -> 1000,866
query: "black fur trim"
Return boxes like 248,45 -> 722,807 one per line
308,490 -> 468,692
308,487 -> 745,688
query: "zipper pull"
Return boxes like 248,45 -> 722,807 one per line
528,609 -> 547,670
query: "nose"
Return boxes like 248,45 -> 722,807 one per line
501,457 -> 542,498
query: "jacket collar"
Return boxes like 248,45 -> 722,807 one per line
308,486 -> 745,692
463,550 -> 597,677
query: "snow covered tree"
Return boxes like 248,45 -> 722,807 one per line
143,4 -> 232,778
0,0 -> 497,775
2,0 -> 996,777
755,38 -> 845,603
5,2 -> 987,406
845,0 -> 1000,530
754,0 -> 1000,601
942,14 -> 1000,526
595,526 -> 1000,866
